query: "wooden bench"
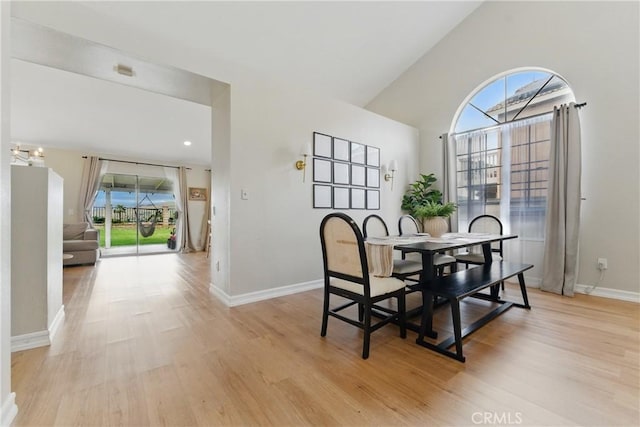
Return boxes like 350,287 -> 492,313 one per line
416,261 -> 533,362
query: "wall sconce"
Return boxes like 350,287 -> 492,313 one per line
295,154 -> 308,182
384,160 -> 398,190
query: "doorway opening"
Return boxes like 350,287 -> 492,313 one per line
93,173 -> 176,256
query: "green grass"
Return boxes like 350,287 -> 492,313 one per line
95,224 -> 174,247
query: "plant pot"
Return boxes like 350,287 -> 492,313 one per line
422,216 -> 449,238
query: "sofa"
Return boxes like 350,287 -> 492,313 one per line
63,222 -> 100,266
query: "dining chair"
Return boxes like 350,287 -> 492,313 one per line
362,214 -> 422,283
320,212 -> 406,359
455,214 -> 504,289
455,214 -> 504,265
397,214 -> 457,276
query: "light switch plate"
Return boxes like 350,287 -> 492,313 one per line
241,189 -> 249,200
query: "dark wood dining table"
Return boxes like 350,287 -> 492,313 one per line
392,233 -> 518,335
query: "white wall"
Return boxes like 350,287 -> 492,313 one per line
367,1 -> 640,295
10,166 -> 63,337
210,87 -> 231,294
227,78 -> 418,295
0,3 -> 16,426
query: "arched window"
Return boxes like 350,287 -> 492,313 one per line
453,69 -> 574,134
448,69 -> 575,273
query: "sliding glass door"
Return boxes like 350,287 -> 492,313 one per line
93,173 -> 176,256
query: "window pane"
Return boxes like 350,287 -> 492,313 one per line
455,104 -> 499,133
469,77 -> 505,123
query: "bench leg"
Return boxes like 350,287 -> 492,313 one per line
417,290 -> 437,342
450,299 -> 465,362
490,283 -> 500,299
517,273 -> 531,309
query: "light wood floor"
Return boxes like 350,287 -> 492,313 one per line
11,253 -> 640,426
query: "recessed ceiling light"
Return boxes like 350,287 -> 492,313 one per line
183,141 -> 192,146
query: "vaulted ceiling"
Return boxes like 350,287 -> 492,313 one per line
10,1 -> 483,165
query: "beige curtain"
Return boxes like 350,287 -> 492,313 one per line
178,166 -> 196,253
442,133 -> 458,232
164,166 -> 195,253
78,156 -> 107,226
199,169 -> 211,252
541,103 -> 581,296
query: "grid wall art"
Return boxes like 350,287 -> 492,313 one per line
311,131 -> 380,210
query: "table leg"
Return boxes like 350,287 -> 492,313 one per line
417,252 -> 437,341
482,242 -> 493,264
483,242 -> 500,299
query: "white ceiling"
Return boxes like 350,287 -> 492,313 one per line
11,59 -> 213,165
10,1 -> 482,166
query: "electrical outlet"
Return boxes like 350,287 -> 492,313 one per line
597,258 -> 608,270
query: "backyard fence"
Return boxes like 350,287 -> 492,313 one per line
92,206 -> 177,225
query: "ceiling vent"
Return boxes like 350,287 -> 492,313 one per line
114,64 -> 134,77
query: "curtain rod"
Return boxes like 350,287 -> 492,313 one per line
82,156 -> 190,170
443,101 -> 587,138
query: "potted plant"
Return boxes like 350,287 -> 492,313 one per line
401,173 -> 457,237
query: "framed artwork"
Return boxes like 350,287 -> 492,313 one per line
313,132 -> 332,158
366,146 -> 380,167
333,187 -> 350,209
351,164 -> 366,186
351,142 -> 366,164
188,187 -> 207,201
366,167 -> 380,188
351,188 -> 366,209
313,185 -> 332,208
333,162 -> 350,185
313,158 -> 332,183
333,138 -> 350,162
366,190 -> 380,210
310,132 -> 383,211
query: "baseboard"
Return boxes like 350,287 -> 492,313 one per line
0,392 -> 17,427
574,284 -> 640,303
11,330 -> 50,352
49,305 -> 65,342
11,306 -> 66,353
210,276 -> 639,307
518,277 -> 638,303
210,279 -> 323,307
523,275 -> 542,287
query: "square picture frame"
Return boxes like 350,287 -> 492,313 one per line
313,184 -> 332,208
351,142 -> 366,164
366,167 -> 380,188
333,138 -> 350,162
366,146 -> 380,167
351,188 -> 366,209
333,161 -> 350,185
351,164 -> 366,186
366,190 -> 380,210
313,132 -> 332,158
313,158 -> 332,183
333,187 -> 350,209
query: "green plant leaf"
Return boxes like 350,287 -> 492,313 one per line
400,173 -> 456,218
